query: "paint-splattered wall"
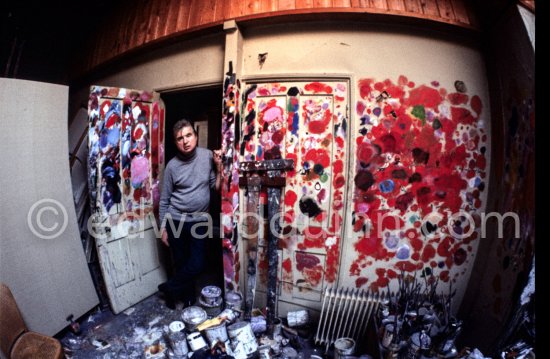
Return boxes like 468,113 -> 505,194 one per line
239,23 -> 491,313
345,76 -> 487,307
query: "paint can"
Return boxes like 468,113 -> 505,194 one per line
168,321 -> 188,357
258,344 -> 272,359
225,290 -> 243,312
186,331 -> 208,352
181,306 -> 208,332
334,337 -> 356,358
227,321 -> 258,357
286,309 -> 309,327
272,317 -> 282,337
219,308 -> 238,323
204,322 -> 229,347
199,295 -> 223,317
201,285 -> 222,306
381,324 -> 395,349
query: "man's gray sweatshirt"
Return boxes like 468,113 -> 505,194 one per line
159,148 -> 216,226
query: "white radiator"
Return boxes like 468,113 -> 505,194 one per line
315,287 -> 386,349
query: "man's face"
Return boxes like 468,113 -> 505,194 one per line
175,126 -> 198,155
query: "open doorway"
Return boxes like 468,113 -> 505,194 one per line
161,86 -> 224,295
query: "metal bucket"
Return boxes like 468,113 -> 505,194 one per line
201,285 -> 222,306
181,306 -> 207,331
227,321 -> 258,357
225,290 -> 243,311
334,337 -> 356,358
204,322 -> 229,347
199,295 -> 223,317
168,321 -> 188,356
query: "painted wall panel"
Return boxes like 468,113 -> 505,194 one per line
0,78 -> 99,335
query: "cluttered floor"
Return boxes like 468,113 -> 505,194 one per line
56,290 -> 337,359
59,293 -> 186,358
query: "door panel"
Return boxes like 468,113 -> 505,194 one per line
88,86 -> 166,314
240,81 -> 349,316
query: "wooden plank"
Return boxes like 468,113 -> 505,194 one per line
277,0 -> 296,10
189,0 -> 217,27
450,0 -> 470,24
369,0 -> 388,10
296,0 -> 315,9
145,0 -> 160,43
214,0 -> 227,22
419,0 -> 440,16
315,0 -> 333,8
333,0 -> 351,7
386,0 -> 406,11
163,0 -> 181,36
351,0 -> 368,7
260,0 -> 278,12
135,0 -> 152,46
436,0 -> 454,20
404,0 -> 421,13
175,0 -> 191,31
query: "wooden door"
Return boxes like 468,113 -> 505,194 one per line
239,80 -> 350,316
88,86 -> 167,313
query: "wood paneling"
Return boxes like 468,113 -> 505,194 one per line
76,0 -> 477,76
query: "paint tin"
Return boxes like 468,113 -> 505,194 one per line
181,306 -> 208,332
258,344 -> 272,359
286,309 -> 309,327
186,331 -> 208,352
334,337 -> 356,358
381,324 -> 395,349
219,308 -> 238,323
199,295 -> 223,317
201,285 -> 222,306
272,317 -> 282,337
168,321 -> 188,357
227,321 -> 258,356
225,290 -> 243,312
204,322 -> 229,347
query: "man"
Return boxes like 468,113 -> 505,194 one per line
158,119 -> 223,309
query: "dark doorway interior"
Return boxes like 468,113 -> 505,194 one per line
161,86 -> 224,296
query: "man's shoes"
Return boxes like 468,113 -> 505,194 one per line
158,283 -> 176,310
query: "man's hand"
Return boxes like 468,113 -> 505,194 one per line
161,229 -> 169,247
213,149 -> 223,170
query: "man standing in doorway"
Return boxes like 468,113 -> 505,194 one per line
158,119 -> 223,309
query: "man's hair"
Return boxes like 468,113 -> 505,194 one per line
173,119 -> 197,138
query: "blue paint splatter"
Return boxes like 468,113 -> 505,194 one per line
379,179 -> 395,193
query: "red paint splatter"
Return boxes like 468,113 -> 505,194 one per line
308,109 -> 332,134
355,235 -> 388,260
408,85 -> 443,108
356,277 -> 368,287
304,148 -> 331,168
451,107 -> 475,125
395,261 -> 420,272
285,190 -> 297,207
357,101 -> 366,115
471,95 -> 482,115
358,79 -> 374,99
421,244 -> 436,262
305,82 -> 333,94
447,92 -> 469,105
